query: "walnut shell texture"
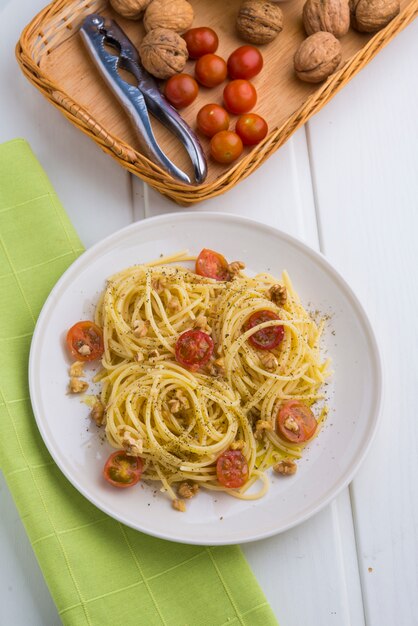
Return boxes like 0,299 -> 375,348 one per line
294,32 -> 342,83
236,0 -> 284,44
350,0 -> 400,32
143,0 -> 194,33
109,0 -> 152,19
303,0 -> 350,37
139,28 -> 188,79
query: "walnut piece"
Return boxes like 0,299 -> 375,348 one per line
109,0 -> 152,19
177,481 -> 199,499
133,318 -> 149,337
254,419 -> 273,440
268,284 -> 287,306
139,28 -> 188,79
143,0 -> 194,33
68,378 -> 89,394
236,0 -> 284,44
259,351 -> 278,371
69,361 -> 84,378
273,460 -> 297,475
231,440 -> 245,451
90,400 -> 105,426
303,0 -> 350,38
294,32 -> 342,83
172,498 -> 186,512
350,0 -> 399,32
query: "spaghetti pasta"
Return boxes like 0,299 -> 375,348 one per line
93,250 -> 330,506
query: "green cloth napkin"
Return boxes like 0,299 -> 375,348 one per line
0,139 -> 278,626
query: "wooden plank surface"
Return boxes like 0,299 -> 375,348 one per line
306,19 -> 418,626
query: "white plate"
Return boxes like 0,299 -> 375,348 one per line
29,212 -> 382,545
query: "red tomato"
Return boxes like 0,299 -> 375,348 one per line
217,450 -> 249,488
103,451 -> 143,488
244,310 -> 284,350
277,400 -> 317,443
195,54 -> 227,88
196,248 -> 230,280
175,329 -> 214,370
164,73 -> 198,109
236,113 -> 268,145
183,27 -> 219,59
66,321 -> 104,361
223,80 -> 257,115
196,104 -> 230,137
210,130 -> 243,164
227,45 -> 263,80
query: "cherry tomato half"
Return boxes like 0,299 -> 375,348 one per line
195,54 -> 227,88
223,80 -> 257,115
164,73 -> 199,109
175,329 -> 214,371
196,248 -> 230,281
217,450 -> 249,488
227,45 -> 263,80
183,27 -> 219,59
277,400 -> 317,443
210,130 -> 243,164
244,310 -> 284,350
236,113 -> 268,146
66,321 -> 104,361
196,103 -> 230,137
103,451 -> 143,488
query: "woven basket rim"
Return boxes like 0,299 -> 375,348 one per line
16,0 -> 418,205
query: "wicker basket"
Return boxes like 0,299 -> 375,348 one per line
16,0 -> 417,205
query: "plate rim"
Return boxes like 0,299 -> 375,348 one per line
29,211 -> 383,545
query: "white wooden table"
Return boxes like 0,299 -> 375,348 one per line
1,1 -> 418,623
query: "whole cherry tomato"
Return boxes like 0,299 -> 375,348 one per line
227,45 -> 263,80
183,27 -> 219,59
164,73 -> 199,109
277,400 -> 317,443
210,131 -> 243,164
236,113 -> 268,145
196,104 -> 230,137
195,54 -> 227,88
223,80 -> 257,115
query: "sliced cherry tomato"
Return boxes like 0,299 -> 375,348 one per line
227,45 -> 263,80
175,329 -> 214,370
66,321 -> 104,361
244,310 -> 284,350
217,450 -> 249,488
195,54 -> 227,88
223,79 -> 257,115
196,103 -> 230,137
277,400 -> 317,443
103,451 -> 143,488
236,113 -> 268,146
196,248 -> 230,281
183,27 -> 219,59
164,73 -> 198,109
210,130 -> 243,164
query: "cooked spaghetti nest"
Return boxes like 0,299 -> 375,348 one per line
94,250 -> 330,502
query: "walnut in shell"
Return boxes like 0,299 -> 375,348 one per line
236,0 -> 284,44
109,0 -> 152,19
143,0 -> 194,33
350,0 -> 400,32
303,0 -> 350,37
294,32 -> 342,83
139,28 -> 188,79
